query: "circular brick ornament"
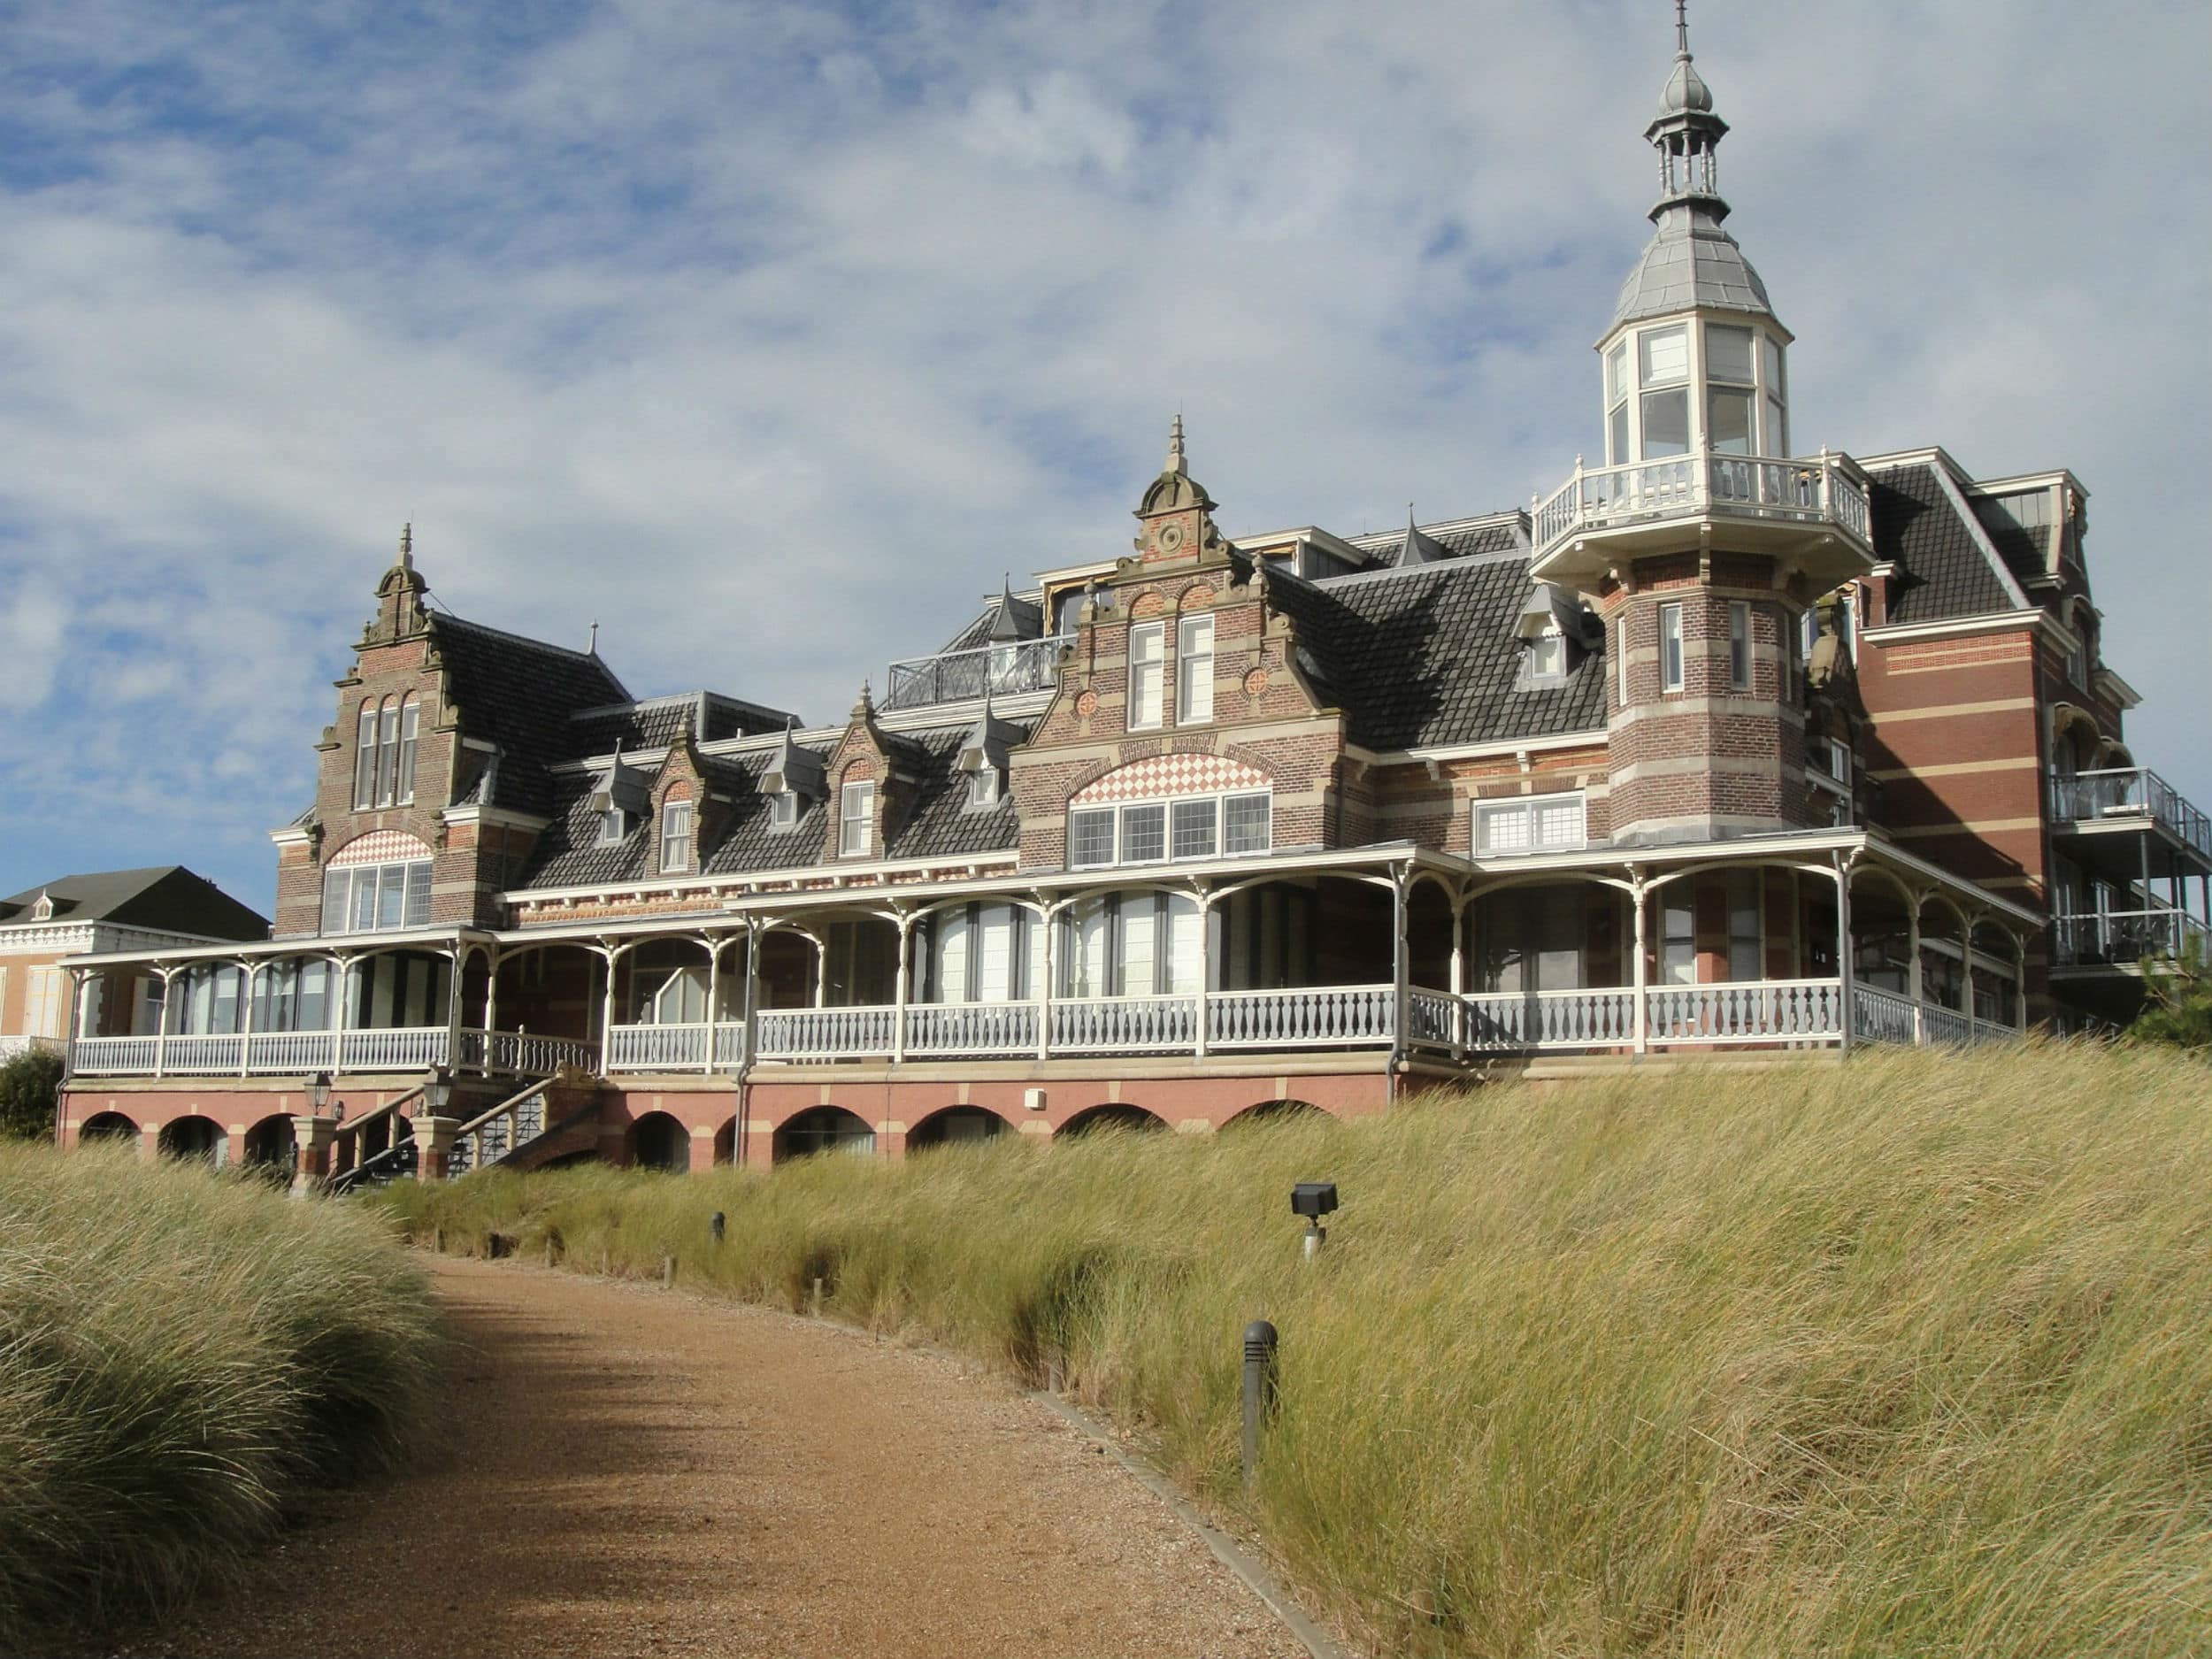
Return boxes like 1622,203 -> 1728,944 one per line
1074,689 -> 1101,718
1242,667 -> 1269,695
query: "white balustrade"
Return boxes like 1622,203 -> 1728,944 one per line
68,1035 -> 160,1075
608,1023 -> 710,1071
1644,979 -> 1842,1046
245,1031 -> 340,1072
1403,987 -> 1461,1051
1533,453 -> 1870,559
162,1033 -> 245,1073
337,1027 -> 449,1071
1209,986 -> 1396,1048
754,1005 -> 897,1060
905,1002 -> 1041,1056
1917,1003 -> 1975,1047
1464,987 -> 1638,1050
475,1030 -> 600,1076
1849,984 -> 1919,1045
1050,995 -> 1199,1052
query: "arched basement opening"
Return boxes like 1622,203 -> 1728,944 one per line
157,1115 -> 225,1164
773,1106 -> 875,1164
711,1118 -> 737,1166
79,1110 -> 137,1143
631,1110 -> 691,1173
1056,1104 -> 1167,1139
1221,1099 -> 1330,1131
906,1105 -> 1010,1153
242,1113 -> 297,1174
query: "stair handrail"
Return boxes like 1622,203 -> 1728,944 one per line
450,1075 -> 557,1141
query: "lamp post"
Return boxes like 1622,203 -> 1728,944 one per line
308,1071 -> 331,1115
291,1071 -> 338,1199
414,1067 -> 459,1182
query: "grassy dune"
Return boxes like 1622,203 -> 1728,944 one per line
380,1043 -> 2212,1657
0,1143 -> 438,1651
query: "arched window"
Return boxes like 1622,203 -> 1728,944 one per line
352,695 -> 421,810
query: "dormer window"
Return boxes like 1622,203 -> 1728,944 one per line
768,792 -> 800,831
597,807 -> 633,846
839,780 -> 875,857
967,769 -> 1001,810
659,798 -> 694,872
1525,624 -> 1567,685
29,891 -> 54,921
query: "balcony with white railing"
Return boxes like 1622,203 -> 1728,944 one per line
70,1026 -> 600,1080
1530,451 -> 1872,578
882,637 -> 1064,710
604,1022 -> 747,1072
2048,769 -> 2212,866
2052,908 -> 2208,971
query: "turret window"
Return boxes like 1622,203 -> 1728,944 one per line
1728,602 -> 1751,690
1638,325 -> 1691,459
1707,326 -> 1756,455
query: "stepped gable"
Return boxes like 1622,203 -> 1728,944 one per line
428,615 -> 631,816
1866,463 -> 2018,625
1258,549 -> 1607,751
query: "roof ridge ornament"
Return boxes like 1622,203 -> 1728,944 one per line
1166,411 -> 1186,476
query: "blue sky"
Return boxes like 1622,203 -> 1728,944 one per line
1,0 -> 2206,916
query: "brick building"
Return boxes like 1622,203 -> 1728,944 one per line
57,19 -> 2208,1179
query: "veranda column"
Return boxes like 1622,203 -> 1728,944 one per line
63,967 -> 87,1086
892,915 -> 912,1064
1036,899 -> 1056,1062
154,967 -> 173,1079
1630,874 -> 1648,1056
1448,895 -> 1467,1059
1194,884 -> 1213,1061
595,942 -> 619,1057
1906,892 -> 1925,1045
1833,856 -> 1855,1055
237,961 -> 257,1077
1390,868 -> 1410,1064
703,935 -> 723,1076
481,946 -> 501,1046
443,947 -> 465,1071
332,956 -> 354,1074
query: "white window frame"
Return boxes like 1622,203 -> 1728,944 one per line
1064,789 -> 1272,870
1525,625 -> 1568,686
767,791 -> 801,831
1660,603 -> 1686,693
1176,615 -> 1215,726
322,859 -> 433,934
1472,792 -> 1588,856
597,807 -> 631,846
660,798 -> 695,872
1127,620 -> 1164,731
1728,601 -> 1751,692
838,780 -> 875,858
966,769 -> 1001,810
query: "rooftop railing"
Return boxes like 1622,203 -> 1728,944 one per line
2048,768 -> 2212,863
883,637 -> 1063,710
2051,908 -> 2208,969
1532,450 -> 1870,559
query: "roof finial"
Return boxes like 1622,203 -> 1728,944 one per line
1675,0 -> 1690,58
1165,411 -> 1186,475
588,619 -> 599,655
398,521 -> 413,571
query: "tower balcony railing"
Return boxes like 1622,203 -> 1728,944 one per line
1532,450 -> 1870,560
882,637 -> 1063,710
2047,768 -> 2212,864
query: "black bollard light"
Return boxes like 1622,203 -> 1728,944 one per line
1241,1319 -> 1279,1491
710,1210 -> 726,1246
1291,1180 -> 1339,1261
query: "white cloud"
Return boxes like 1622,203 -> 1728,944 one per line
0,0 -> 2205,910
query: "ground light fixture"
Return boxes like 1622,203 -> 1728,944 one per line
1291,1181 -> 1338,1260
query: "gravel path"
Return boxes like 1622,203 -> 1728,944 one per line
118,1255 -> 1312,1659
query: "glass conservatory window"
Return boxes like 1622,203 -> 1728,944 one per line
1606,341 -> 1631,465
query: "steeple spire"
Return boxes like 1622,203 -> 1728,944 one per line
1646,0 -> 1727,222
1165,411 -> 1187,476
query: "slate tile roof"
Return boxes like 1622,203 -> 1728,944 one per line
1265,553 -> 1609,750
430,616 -> 631,816
517,721 -> 1027,890
0,866 -> 268,939
1613,204 -> 1779,330
1345,518 -> 1526,568
565,694 -> 792,759
1865,464 -> 2016,626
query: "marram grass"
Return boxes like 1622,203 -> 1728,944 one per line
0,1142 -> 437,1653
380,1041 -> 2212,1657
